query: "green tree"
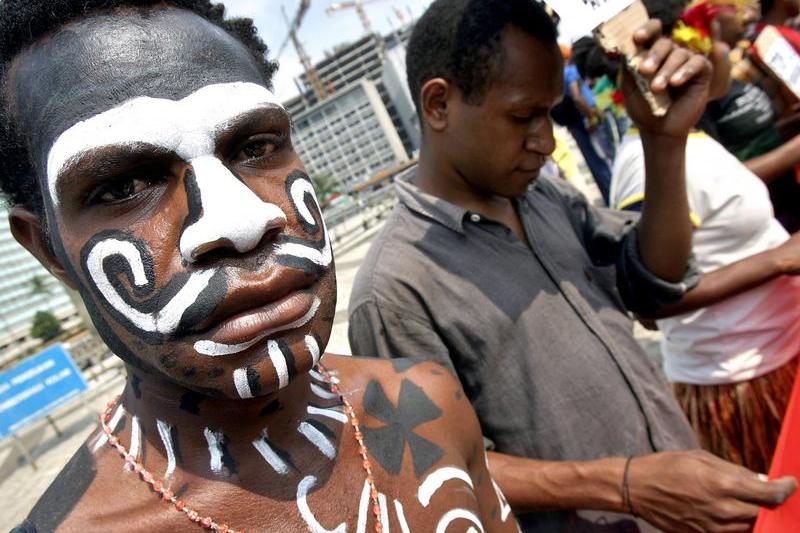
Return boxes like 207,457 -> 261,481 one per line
310,173 -> 340,210
30,311 -> 62,342
29,274 -> 54,312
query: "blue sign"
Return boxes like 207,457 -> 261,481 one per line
0,344 -> 87,438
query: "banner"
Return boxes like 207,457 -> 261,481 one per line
754,369 -> 800,531
546,0 -> 634,36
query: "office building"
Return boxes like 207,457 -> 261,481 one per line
0,205 -> 76,354
291,79 -> 408,189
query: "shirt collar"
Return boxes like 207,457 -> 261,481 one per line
395,173 -> 469,235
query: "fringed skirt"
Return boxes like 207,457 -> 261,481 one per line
673,356 -> 798,474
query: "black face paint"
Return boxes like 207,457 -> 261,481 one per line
218,434 -> 237,477
207,367 -> 224,379
245,366 -> 262,396
78,231 -> 228,345
285,170 -> 320,235
362,379 -> 444,478
277,339 -> 297,380
11,8 -> 266,180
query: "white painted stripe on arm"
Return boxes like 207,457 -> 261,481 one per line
418,466 -> 474,507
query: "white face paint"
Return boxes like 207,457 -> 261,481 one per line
305,335 -> 321,366
194,296 -> 321,356
232,368 -> 254,399
85,238 -> 217,335
126,415 -> 142,471
275,176 -> 333,268
178,155 -> 287,263
47,82 -> 283,205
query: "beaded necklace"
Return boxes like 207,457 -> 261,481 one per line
100,363 -> 382,532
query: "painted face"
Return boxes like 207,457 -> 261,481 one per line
444,27 -> 562,199
8,8 -> 337,399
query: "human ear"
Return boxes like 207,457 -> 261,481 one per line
420,78 -> 452,132
9,207 -> 76,289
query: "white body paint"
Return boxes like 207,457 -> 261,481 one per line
125,415 -> 142,471
252,429 -> 290,475
378,493 -> 390,533
47,82 -> 283,206
394,500 -> 411,533
485,453 -> 513,522
435,509 -> 484,533
156,419 -> 177,478
308,368 -> 327,383
85,239 -> 216,335
93,404 -> 126,452
203,428 -> 225,474
233,368 -> 254,399
418,466 -> 475,507
297,421 -> 337,459
356,479 -> 371,533
307,405 -> 348,424
306,335 -> 321,366
296,475 -> 347,533
311,382 -> 339,400
194,296 -> 321,356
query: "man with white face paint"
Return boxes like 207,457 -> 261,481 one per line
1,2 -> 516,531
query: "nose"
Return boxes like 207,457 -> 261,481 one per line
524,117 -> 556,156
179,155 -> 287,263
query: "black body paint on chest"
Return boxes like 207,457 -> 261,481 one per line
361,379 -> 444,478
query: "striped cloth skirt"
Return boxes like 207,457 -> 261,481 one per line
673,356 -> 799,474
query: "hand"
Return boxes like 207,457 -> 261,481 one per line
629,450 -> 797,532
622,20 -> 712,139
773,231 -> 800,275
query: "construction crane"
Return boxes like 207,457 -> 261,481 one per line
325,0 -> 387,36
277,0 -> 327,101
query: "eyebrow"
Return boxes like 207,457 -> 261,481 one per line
213,106 -> 291,148
55,143 -> 176,204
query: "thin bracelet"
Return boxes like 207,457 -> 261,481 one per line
622,456 -> 637,517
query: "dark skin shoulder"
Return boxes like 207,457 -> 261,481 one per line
22,355 -> 516,532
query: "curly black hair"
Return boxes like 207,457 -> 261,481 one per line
406,0 -> 558,118
0,0 -> 278,215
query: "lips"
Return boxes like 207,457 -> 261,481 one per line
207,289 -> 318,346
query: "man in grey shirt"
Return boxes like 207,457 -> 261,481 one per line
348,0 -> 796,530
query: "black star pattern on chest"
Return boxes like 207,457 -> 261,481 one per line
361,379 -> 443,478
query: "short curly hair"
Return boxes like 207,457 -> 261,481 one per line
0,0 -> 278,216
406,0 -> 558,117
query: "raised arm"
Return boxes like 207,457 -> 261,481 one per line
623,21 -> 712,282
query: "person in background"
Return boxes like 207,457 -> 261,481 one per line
610,0 -> 800,475
553,41 -> 614,203
348,0 -> 796,530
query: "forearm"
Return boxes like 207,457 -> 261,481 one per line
637,134 -> 692,282
487,451 -> 626,514
744,134 -> 800,184
655,246 -> 790,318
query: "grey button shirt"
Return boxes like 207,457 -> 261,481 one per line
348,175 -> 700,531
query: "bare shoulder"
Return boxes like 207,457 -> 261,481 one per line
323,354 -> 482,466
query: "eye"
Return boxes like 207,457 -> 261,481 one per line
89,175 -> 165,205
232,134 -> 286,164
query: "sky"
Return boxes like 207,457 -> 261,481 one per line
220,0 -> 588,102
221,0 -> 436,101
